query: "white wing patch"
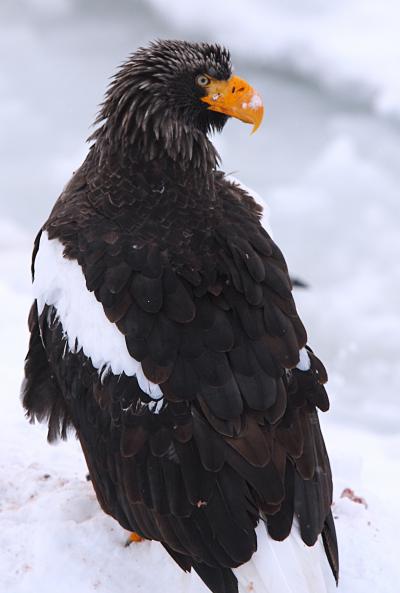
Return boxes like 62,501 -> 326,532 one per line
226,174 -> 272,236
234,520 -> 335,593
33,231 -> 162,400
297,347 -> 311,371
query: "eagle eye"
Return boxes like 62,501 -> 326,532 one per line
196,74 -> 211,88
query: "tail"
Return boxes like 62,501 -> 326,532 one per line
233,520 -> 336,593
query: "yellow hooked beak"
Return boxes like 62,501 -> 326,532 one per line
200,75 -> 264,133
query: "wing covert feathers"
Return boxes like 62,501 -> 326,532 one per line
23,161 -> 338,593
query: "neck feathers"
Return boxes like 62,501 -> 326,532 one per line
89,71 -> 219,175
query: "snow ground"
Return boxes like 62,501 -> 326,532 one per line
1,1 -> 400,592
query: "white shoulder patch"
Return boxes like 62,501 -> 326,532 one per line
226,174 -> 272,236
296,347 -> 311,371
33,232 -> 162,400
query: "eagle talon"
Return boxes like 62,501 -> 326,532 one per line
125,532 -> 145,547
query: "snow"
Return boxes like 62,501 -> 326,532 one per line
148,0 -> 400,119
269,136 -> 400,431
249,93 -> 263,110
1,1 -> 400,592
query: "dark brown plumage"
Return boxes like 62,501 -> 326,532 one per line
22,40 -> 338,593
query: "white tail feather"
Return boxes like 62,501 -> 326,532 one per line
233,520 -> 336,593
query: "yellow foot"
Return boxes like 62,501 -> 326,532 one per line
125,531 -> 145,547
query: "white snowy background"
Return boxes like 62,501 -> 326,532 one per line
1,1 -> 399,591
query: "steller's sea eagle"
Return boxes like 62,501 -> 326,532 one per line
22,40 -> 338,593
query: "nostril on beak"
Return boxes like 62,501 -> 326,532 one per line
232,86 -> 236,93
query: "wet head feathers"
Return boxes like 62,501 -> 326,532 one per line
91,40 -> 232,169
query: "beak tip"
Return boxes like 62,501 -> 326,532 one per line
250,107 -> 264,135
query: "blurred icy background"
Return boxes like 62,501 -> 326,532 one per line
1,1 -> 399,592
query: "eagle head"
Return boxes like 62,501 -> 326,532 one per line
91,40 -> 263,168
